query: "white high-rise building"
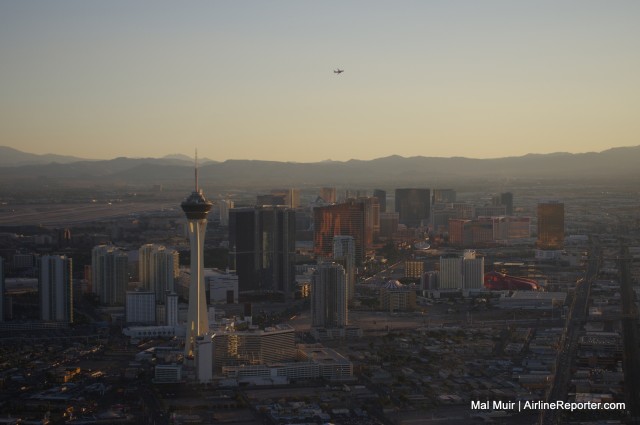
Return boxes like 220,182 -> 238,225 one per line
311,263 -> 347,328
39,255 -> 73,323
439,257 -> 463,289
92,245 -> 128,305
332,236 -> 356,302
126,291 -> 156,324
462,250 -> 484,289
218,199 -> 234,226
439,251 -> 484,290
181,165 -> 212,359
139,244 -> 179,303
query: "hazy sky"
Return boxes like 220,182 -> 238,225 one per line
1,1 -> 639,162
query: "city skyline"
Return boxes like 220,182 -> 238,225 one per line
2,1 -> 639,162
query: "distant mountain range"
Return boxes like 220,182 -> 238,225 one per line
0,145 -> 639,187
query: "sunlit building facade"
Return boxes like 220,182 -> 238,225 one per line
314,200 -> 366,265
537,201 -> 564,250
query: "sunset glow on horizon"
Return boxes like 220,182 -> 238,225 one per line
1,1 -> 639,162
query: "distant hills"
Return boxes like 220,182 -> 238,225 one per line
0,145 -> 639,187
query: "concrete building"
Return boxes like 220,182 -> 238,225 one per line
205,269 -> 239,304
218,199 -> 234,226
439,251 -> 484,290
373,189 -> 387,213
39,255 -> 73,323
154,364 -> 182,383
311,263 -> 347,328
379,280 -> 417,312
92,245 -> 128,305
314,200 -> 366,265
319,187 -> 337,204
138,244 -> 179,303
379,212 -> 399,239
196,335 -> 213,383
395,188 -> 430,228
332,236 -> 356,302
125,291 -> 156,324
432,189 -> 457,204
537,201 -> 565,250
165,292 -> 178,326
229,206 -> 296,297
405,260 -> 425,278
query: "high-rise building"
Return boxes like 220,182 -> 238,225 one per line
439,251 -> 484,290
493,192 -> 514,216
448,219 -> 494,246
311,263 -> 347,328
332,236 -> 356,301
405,260 -> 424,278
229,206 -> 296,297
358,197 -> 380,243
486,216 -> 531,240
139,244 -> 179,303
537,201 -> 564,250
319,187 -> 337,204
39,255 -> 73,323
373,189 -> 387,213
92,245 -> 128,305
432,189 -> 457,204
461,250 -> 484,289
125,291 -> 156,324
395,188 -> 430,228
165,292 -> 178,326
379,212 -> 399,239
218,199 -> 234,226
314,200 -> 366,265
181,169 -> 213,358
266,189 -> 301,208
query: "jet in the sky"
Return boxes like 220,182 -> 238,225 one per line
334,69 -> 344,74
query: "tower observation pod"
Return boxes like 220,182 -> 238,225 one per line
181,158 -> 212,359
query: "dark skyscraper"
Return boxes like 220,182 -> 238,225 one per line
39,255 -> 73,323
373,189 -> 387,213
395,188 -> 431,228
229,206 -> 296,297
493,192 -> 514,216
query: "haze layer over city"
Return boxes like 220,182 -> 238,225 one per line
2,2 -> 640,425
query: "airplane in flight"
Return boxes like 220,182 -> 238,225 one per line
334,69 -> 344,74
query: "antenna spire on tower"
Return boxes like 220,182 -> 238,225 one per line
195,148 -> 199,192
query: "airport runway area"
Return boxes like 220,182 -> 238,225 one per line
0,201 -> 176,227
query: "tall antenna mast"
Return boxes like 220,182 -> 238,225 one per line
195,148 -> 199,192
